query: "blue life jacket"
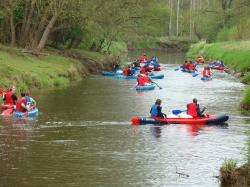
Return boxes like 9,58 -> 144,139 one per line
150,104 -> 159,117
26,96 -> 31,103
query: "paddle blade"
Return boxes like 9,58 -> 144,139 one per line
172,109 -> 184,115
192,72 -> 199,77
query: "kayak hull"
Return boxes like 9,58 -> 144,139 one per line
114,74 -> 164,79
135,84 -> 155,91
13,108 -> 39,118
131,114 -> 229,125
102,71 -> 123,76
201,77 -> 212,81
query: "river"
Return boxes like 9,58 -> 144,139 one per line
0,50 -> 249,187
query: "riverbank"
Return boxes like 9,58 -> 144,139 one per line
187,41 -> 250,110
0,45 -> 116,92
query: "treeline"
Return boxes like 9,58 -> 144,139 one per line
167,0 -> 250,42
0,0 -> 169,53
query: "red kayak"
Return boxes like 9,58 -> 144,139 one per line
1,104 -> 14,110
131,114 -> 229,125
211,66 -> 225,71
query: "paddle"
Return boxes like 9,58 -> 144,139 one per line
172,109 -> 186,115
149,77 -> 162,89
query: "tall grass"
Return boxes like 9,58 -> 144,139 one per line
0,45 -> 97,92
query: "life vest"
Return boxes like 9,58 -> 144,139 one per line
139,55 -> 147,62
137,76 -> 145,86
203,69 -> 211,77
141,67 -> 146,74
197,57 -> 203,63
150,104 -> 159,117
189,63 -> 195,70
16,97 -> 26,112
143,76 -> 150,83
187,102 -> 198,117
182,63 -> 187,69
4,91 -> 14,105
123,67 -> 129,76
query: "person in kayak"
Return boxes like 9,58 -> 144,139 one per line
140,65 -> 147,75
181,61 -> 188,70
187,98 -> 206,118
139,53 -> 147,63
202,67 -> 211,78
188,61 -> 196,71
26,93 -> 36,109
2,85 -> 17,109
150,99 -> 167,118
137,72 -> 152,86
123,65 -> 133,76
16,92 -> 29,112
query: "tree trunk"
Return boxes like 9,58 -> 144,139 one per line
20,0 -> 36,46
176,0 -> 180,36
168,0 -> 173,37
36,14 -> 58,52
8,0 -> 16,47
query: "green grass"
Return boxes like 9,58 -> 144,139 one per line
0,45 -> 99,92
242,87 -> 250,107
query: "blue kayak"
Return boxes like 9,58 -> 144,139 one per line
201,77 -> 212,81
135,84 -> 155,91
13,108 -> 39,118
114,74 -> 164,79
181,69 -> 195,73
102,70 -> 123,76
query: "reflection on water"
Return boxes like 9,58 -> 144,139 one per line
0,50 -> 249,187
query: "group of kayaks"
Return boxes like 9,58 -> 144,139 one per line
101,57 -> 229,126
102,68 -> 164,91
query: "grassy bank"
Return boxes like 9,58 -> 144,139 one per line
187,41 -> 250,109
0,45 -> 112,92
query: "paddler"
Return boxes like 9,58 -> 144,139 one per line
2,85 -> 17,109
15,92 -> 29,112
202,67 -> 211,78
150,99 -> 167,118
187,98 -> 206,118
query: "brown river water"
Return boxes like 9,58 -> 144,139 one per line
0,50 -> 249,187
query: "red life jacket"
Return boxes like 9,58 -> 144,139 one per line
4,91 -> 14,105
141,67 -> 146,74
139,55 -> 147,62
123,67 -> 129,76
187,102 -> 198,117
143,76 -> 150,83
16,97 -> 26,112
189,63 -> 195,70
203,69 -> 211,77
137,76 -> 145,86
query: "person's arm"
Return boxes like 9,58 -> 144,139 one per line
197,104 -> 206,116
